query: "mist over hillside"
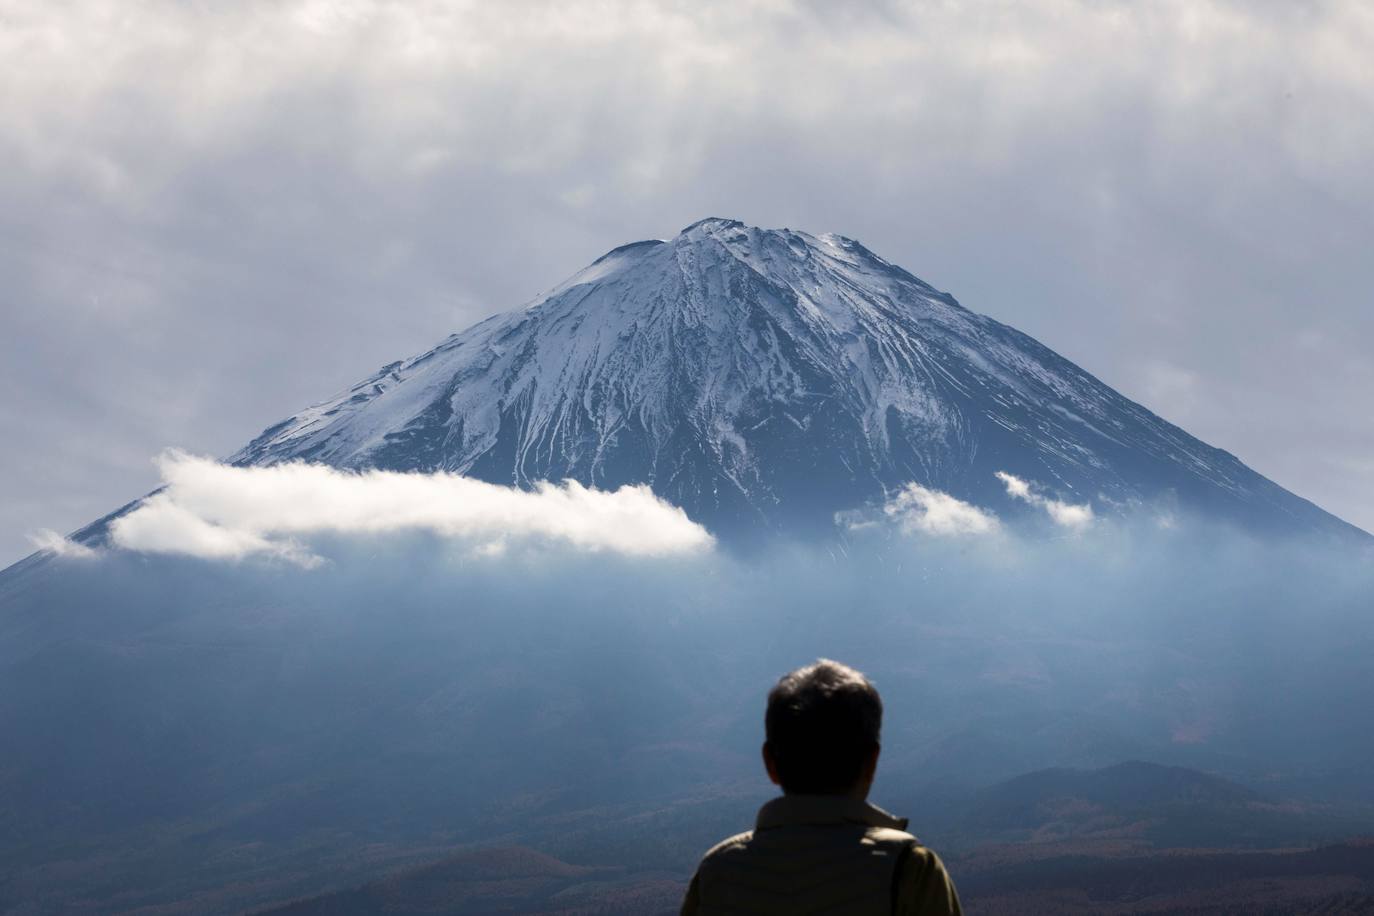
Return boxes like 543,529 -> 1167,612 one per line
3,512 -> 1372,913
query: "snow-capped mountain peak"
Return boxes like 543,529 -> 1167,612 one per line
229,219 -> 1364,541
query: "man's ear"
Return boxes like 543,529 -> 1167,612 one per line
762,742 -> 782,786
859,742 -> 880,787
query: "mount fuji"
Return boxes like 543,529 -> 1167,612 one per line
213,217 -> 1358,543
4,219 -> 1372,916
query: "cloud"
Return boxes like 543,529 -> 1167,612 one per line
837,483 -> 1001,537
995,471 -> 1095,530
1043,499 -> 1095,530
26,528 -> 97,559
3,0 -> 1374,569
997,473 -> 1032,502
879,483 -> 1001,537
108,451 -> 713,565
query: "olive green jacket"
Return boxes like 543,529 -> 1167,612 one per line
681,795 -> 962,915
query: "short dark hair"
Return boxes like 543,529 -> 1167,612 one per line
764,659 -> 883,794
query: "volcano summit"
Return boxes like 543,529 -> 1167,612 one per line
221,217 -> 1359,542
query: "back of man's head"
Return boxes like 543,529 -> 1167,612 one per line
764,659 -> 883,795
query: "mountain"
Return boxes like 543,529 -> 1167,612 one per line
254,846 -> 685,916
957,840 -> 1374,915
255,839 -> 1374,916
2,220 -> 1371,915
220,217 -> 1360,541
923,761 -> 1366,851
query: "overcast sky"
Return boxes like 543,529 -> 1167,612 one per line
2,0 -> 1372,567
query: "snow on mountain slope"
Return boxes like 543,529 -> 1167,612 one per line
229,217 -> 1361,541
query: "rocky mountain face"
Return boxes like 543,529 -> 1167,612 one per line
229,217 -> 1360,541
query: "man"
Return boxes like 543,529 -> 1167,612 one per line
681,659 -> 962,915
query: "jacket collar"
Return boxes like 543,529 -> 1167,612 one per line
755,794 -> 909,832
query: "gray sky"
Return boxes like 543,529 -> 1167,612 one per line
3,0 -> 1372,567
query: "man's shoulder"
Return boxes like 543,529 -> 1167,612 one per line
699,829 -> 755,861
867,825 -> 920,846
702,824 -> 916,846
893,842 -> 962,916
896,839 -> 944,871
698,824 -> 919,867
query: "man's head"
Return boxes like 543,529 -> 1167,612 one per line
763,659 -> 883,797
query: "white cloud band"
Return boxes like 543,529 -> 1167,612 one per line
837,483 -> 999,537
882,483 -> 1001,537
27,528 -> 97,559
995,471 -> 1094,530
108,451 -> 713,564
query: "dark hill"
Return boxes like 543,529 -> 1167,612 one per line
920,761 -> 1365,851
958,838 -> 1374,915
254,846 -> 684,916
